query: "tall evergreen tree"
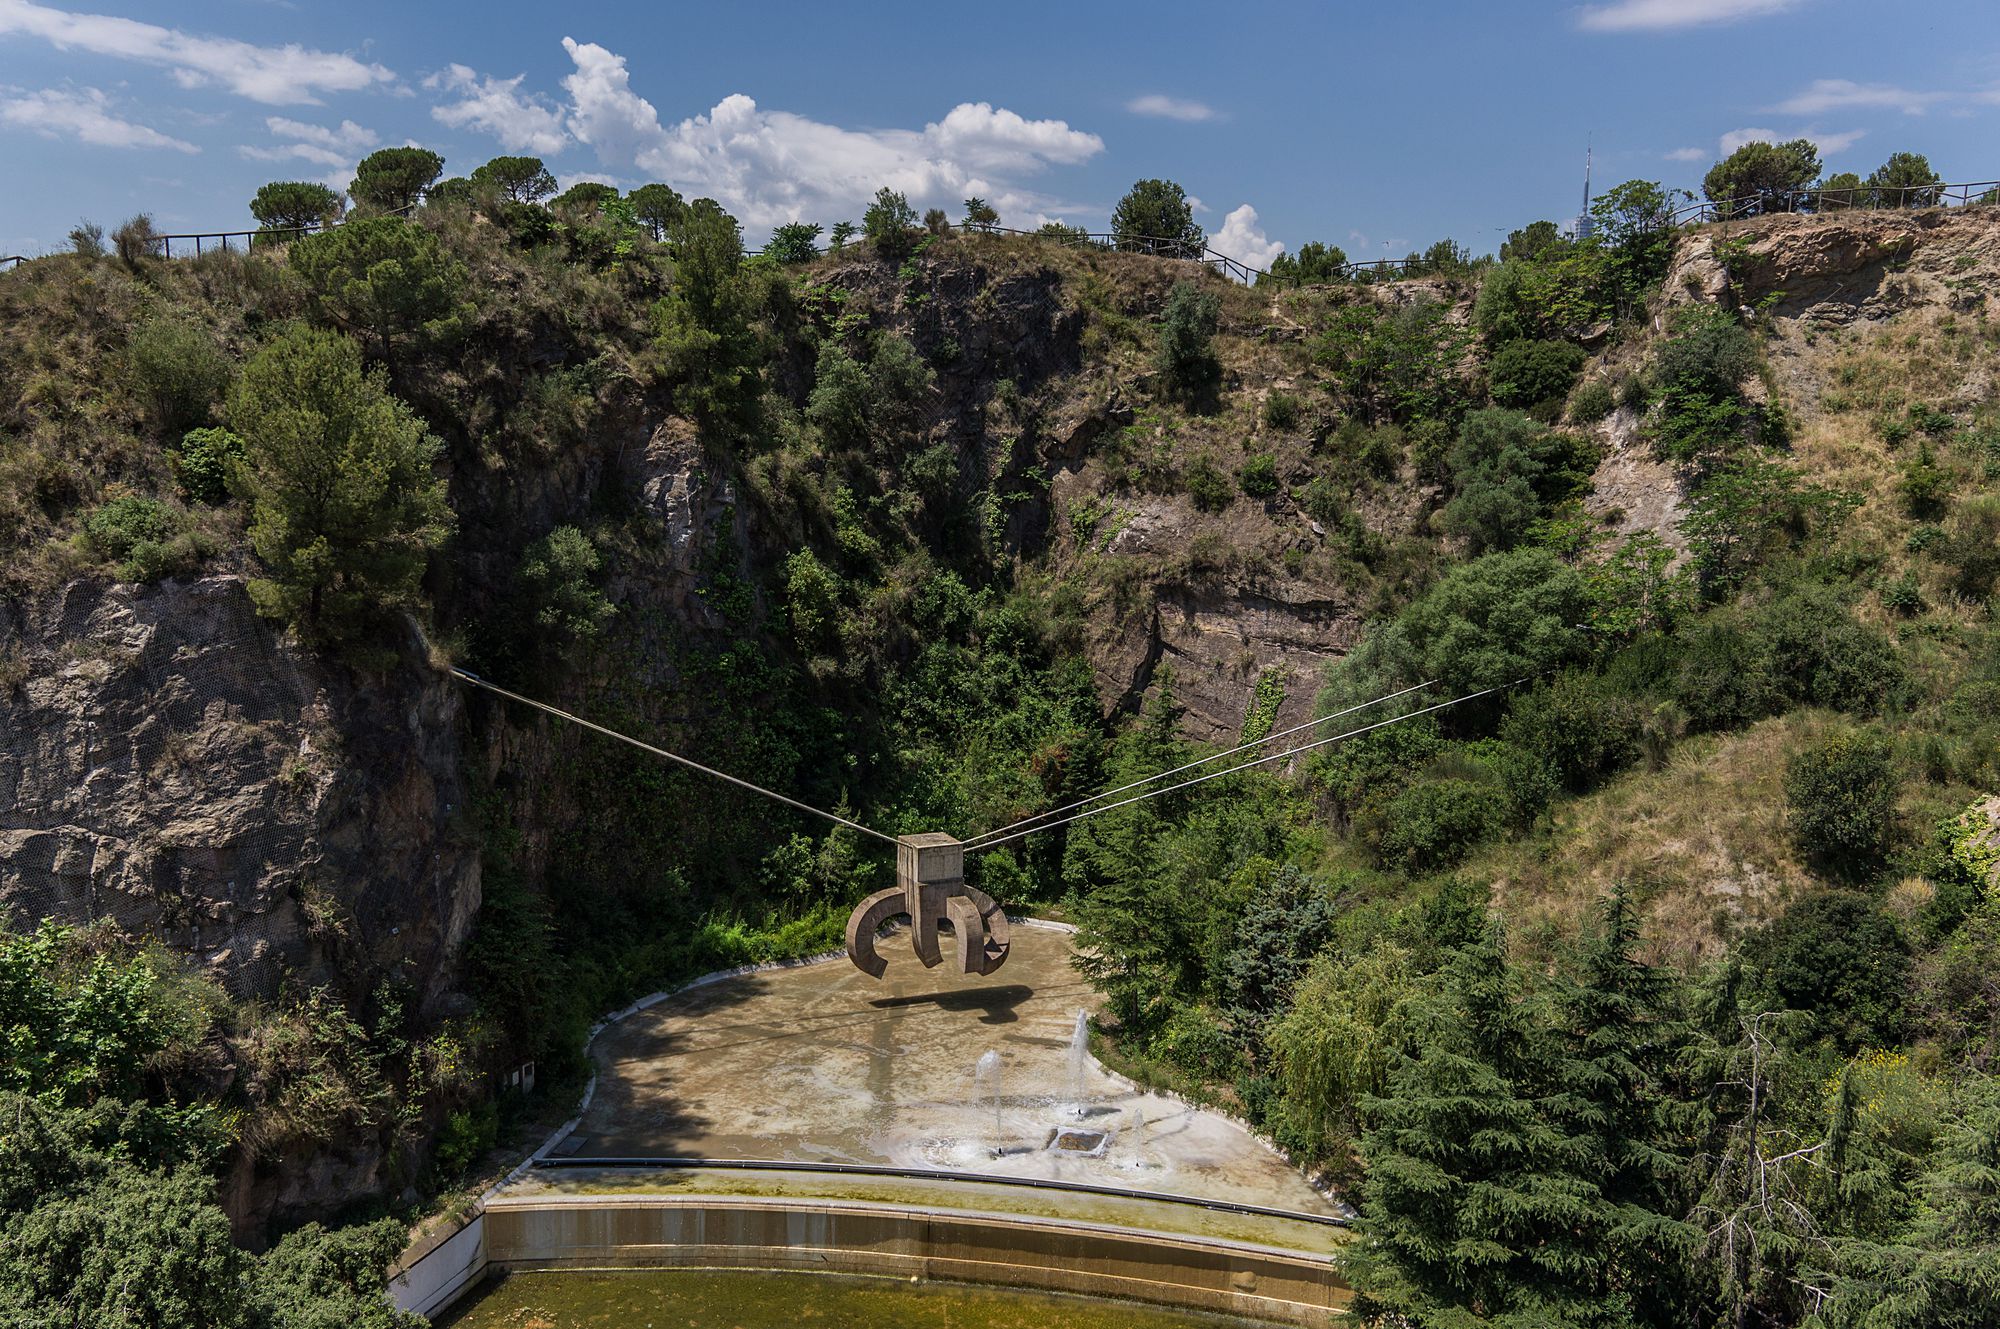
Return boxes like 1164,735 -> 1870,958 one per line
1555,888 -> 1703,1328
1348,923 -> 1612,1328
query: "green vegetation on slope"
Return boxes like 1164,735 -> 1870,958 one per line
2,144 -> 1999,1329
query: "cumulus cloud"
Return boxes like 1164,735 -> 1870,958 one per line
0,0 -> 394,105
559,37 -> 661,165
240,115 -> 377,168
630,94 -> 1101,231
0,85 -> 198,152
1719,125 -> 1864,156
1125,93 -> 1215,122
426,64 -> 568,156
430,37 -> 1104,235
1208,203 -> 1283,278
1578,0 -> 1799,31
1773,78 -> 1949,116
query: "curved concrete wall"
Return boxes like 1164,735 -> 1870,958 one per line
478,1194 -> 1350,1326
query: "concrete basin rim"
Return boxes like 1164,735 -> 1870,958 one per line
525,1157 -> 1347,1231
482,1191 -> 1343,1265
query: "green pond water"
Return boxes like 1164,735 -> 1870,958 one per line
439,1268 -> 1270,1328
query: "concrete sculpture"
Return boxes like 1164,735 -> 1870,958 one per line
845,833 -> 1010,977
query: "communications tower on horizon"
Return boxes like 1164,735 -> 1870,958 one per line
1574,141 -> 1596,240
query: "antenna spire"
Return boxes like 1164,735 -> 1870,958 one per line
1575,137 -> 1597,239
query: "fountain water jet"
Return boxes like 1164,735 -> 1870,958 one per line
1066,1010 -> 1090,1118
974,1050 -> 1004,1137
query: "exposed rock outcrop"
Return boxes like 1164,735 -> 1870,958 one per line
0,575 -> 478,1010
1664,208 -> 2000,325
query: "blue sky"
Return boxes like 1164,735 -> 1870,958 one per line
2,0 -> 1996,264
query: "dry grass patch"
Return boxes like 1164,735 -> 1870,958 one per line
1479,712 -> 1845,967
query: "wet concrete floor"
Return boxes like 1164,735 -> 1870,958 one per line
571,923 -> 1338,1218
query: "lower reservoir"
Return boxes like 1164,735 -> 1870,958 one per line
439,1267 -> 1276,1327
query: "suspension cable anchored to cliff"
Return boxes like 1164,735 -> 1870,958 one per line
447,667 -> 901,846
966,679 -> 1526,853
959,678 -> 1438,851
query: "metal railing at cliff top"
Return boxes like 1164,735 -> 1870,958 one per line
1670,179 -> 2000,225
9,179 -> 1995,282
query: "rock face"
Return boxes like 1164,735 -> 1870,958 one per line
0,575 -> 478,1009
1664,209 -> 2000,325
1077,490 -> 1362,744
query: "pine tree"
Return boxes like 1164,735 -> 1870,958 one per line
1554,888 -> 1702,1328
1347,923 -> 1612,1328
1814,1077 -> 2000,1328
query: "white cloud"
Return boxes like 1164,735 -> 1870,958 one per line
630,94 -> 1102,232
1578,0 -> 1799,31
1774,78 -> 1946,116
424,38 -> 1105,237
265,116 -> 376,153
1719,125 -> 1865,156
559,37 -> 660,165
239,114 -> 377,168
0,85 -> 197,152
1665,146 -> 1708,161
1718,126 -> 1779,154
1125,93 -> 1215,122
0,0 -> 394,105
1208,203 -> 1283,278
426,64 -> 568,156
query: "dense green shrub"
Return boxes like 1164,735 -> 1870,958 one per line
520,526 -> 613,645
766,221 -> 823,263
1112,178 -> 1204,253
1568,377 -> 1616,424
863,187 -> 919,261
1787,728 -> 1900,877
1439,409 -> 1596,554
1938,495 -> 2000,599
1472,252 -> 1613,344
1488,338 -> 1586,410
1648,305 -> 1760,465
1898,441 -> 1950,517
81,495 -> 201,582
127,319 -> 231,436
1315,298 -> 1470,425
1359,547 -> 1591,695
1185,454 -> 1232,512
1500,672 -> 1640,792
470,155 -> 556,203
289,217 -> 468,371
1757,585 -> 1903,714
249,180 -> 343,233
1703,139 -> 1820,215
171,427 -> 246,505
351,147 -> 443,212
230,326 -> 451,648
1237,453 -> 1280,499
1747,892 -> 1910,1049
1262,391 -> 1301,430
1363,777 -> 1510,875
783,548 -> 842,650
1157,280 -> 1222,406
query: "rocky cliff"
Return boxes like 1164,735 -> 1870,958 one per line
0,575 -> 478,1010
